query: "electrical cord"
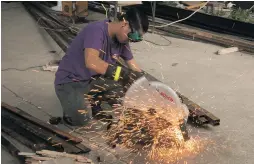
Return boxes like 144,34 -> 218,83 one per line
143,1 -> 209,46
101,4 -> 108,19
1,65 -> 43,72
2,48 -> 63,72
143,35 -> 172,46
150,1 -> 209,28
2,85 -> 53,117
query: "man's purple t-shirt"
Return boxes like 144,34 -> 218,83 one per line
55,20 -> 133,85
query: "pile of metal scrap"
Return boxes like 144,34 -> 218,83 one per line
19,150 -> 94,164
23,2 -> 78,52
1,102 -> 91,163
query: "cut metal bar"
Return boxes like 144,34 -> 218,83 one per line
114,2 -> 118,21
23,2 -> 70,50
1,134 -> 25,163
26,2 -> 75,43
2,125 -> 47,151
152,1 -> 156,33
2,102 -> 82,144
177,94 -> 220,126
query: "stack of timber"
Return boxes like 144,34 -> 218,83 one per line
19,150 -> 94,164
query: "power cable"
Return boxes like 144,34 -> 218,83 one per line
143,35 -> 172,46
2,85 -> 53,117
101,4 -> 108,19
143,1 -> 209,46
150,1 -> 209,28
1,65 -> 43,72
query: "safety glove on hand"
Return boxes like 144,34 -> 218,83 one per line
104,64 -> 145,86
104,64 -> 130,82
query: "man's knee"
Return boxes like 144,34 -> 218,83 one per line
65,107 -> 92,126
55,82 -> 92,126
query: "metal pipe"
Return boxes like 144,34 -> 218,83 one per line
114,1 -> 118,21
1,134 -> 25,163
2,125 -> 47,151
23,2 -> 68,52
152,1 -> 156,33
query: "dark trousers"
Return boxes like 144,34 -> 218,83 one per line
55,76 -> 124,126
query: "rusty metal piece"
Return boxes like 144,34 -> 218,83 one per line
177,94 -> 220,126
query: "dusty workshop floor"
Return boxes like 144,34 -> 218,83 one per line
2,2 -> 254,164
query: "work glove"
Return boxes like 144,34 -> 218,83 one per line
104,64 -> 145,86
104,64 -> 130,82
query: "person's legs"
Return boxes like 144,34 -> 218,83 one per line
55,81 -> 92,126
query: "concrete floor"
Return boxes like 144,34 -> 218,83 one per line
2,2 -> 254,164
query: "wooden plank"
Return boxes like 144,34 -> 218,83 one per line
217,47 -> 239,55
117,1 -> 142,6
1,102 -> 83,144
36,150 -> 93,163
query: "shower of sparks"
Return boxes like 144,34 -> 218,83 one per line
103,104 -> 212,163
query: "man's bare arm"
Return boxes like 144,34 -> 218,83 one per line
126,59 -> 142,72
85,48 -> 108,74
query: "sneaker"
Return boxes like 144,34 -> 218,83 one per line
49,116 -> 74,126
49,117 -> 62,125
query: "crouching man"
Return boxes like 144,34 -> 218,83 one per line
53,7 -> 149,126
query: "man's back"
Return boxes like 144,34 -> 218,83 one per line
55,20 -> 109,85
